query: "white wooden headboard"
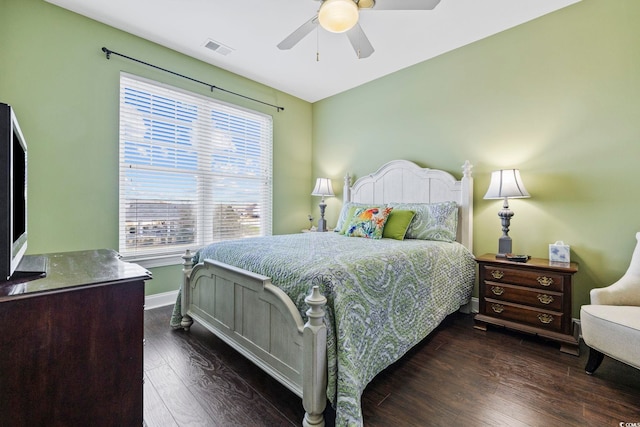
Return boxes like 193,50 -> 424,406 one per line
343,160 -> 474,251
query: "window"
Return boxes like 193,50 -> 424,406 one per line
118,73 -> 273,265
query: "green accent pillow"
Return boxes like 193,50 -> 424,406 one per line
382,209 -> 416,240
345,206 -> 394,239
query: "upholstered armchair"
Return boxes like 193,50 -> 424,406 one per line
580,232 -> 640,374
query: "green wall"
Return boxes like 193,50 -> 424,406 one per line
3,0 -> 639,316
312,0 -> 640,316
0,0 -> 313,296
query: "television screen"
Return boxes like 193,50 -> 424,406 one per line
12,128 -> 27,249
1,103 -> 28,280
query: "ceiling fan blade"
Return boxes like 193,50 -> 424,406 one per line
369,0 -> 441,10
277,15 -> 318,50
346,23 -> 374,59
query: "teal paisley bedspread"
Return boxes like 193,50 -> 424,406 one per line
172,232 -> 475,426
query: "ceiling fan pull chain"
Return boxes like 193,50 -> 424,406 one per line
316,26 -> 320,62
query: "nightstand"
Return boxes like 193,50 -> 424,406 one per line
474,253 -> 580,355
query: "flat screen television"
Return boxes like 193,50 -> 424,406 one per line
0,103 -> 28,281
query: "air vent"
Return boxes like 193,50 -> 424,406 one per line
204,39 -> 233,56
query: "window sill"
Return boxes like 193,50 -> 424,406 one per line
121,250 -> 199,269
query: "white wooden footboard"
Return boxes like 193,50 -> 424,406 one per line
180,250 -> 327,427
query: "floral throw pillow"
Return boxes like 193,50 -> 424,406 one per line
345,206 -> 394,239
334,202 -> 372,233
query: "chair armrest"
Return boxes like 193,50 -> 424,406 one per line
591,273 -> 640,306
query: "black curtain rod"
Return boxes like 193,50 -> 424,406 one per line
101,47 -> 284,112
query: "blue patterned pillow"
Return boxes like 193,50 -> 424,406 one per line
345,206 -> 394,239
388,201 -> 458,242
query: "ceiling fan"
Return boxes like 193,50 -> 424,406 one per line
277,0 -> 442,59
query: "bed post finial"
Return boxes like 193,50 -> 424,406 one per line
343,173 -> 352,203
302,286 -> 327,427
182,249 -> 194,269
462,160 -> 473,178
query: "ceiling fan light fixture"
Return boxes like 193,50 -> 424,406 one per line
358,0 -> 375,9
318,0 -> 359,33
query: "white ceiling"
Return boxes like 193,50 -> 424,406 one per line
46,0 -> 580,103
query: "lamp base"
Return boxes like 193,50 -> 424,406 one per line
317,200 -> 329,232
496,236 -> 512,258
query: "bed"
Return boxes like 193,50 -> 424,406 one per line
172,159 -> 475,427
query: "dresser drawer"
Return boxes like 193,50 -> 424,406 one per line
482,265 -> 564,292
483,282 -> 563,311
482,298 -> 563,333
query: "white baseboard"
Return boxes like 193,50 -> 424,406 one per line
459,297 -> 479,314
145,290 -> 179,310
470,297 -> 479,313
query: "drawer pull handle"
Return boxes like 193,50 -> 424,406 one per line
537,276 -> 554,287
537,313 -> 554,324
491,286 -> 505,296
491,270 -> 505,280
537,294 -> 554,305
491,303 -> 505,314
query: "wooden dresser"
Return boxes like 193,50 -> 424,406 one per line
474,253 -> 579,355
0,249 -> 151,427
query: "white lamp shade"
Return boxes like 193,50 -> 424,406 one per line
483,169 -> 530,199
311,178 -> 335,197
318,0 -> 359,33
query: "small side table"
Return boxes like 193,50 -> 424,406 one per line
474,253 -> 580,355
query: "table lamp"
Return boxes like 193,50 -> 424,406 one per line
311,178 -> 334,232
483,169 -> 530,258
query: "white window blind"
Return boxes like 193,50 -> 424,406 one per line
118,73 -> 273,262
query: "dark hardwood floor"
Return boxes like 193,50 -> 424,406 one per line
144,305 -> 640,426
